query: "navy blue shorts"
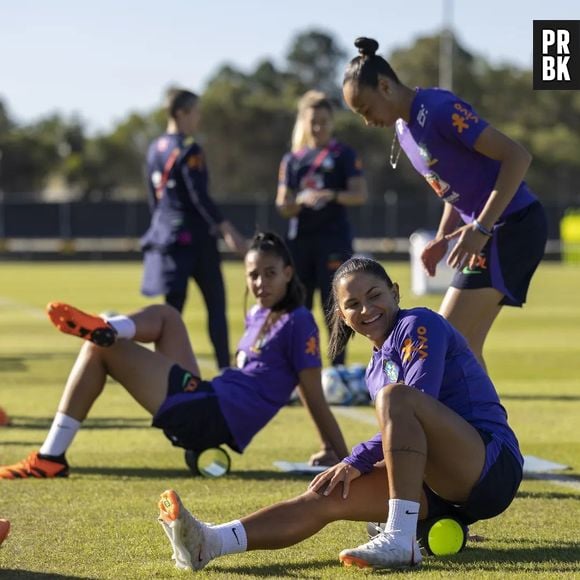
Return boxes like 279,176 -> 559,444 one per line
450,201 -> 547,306
151,365 -> 236,452
424,430 -> 523,525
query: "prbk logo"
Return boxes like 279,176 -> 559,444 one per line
533,20 -> 580,89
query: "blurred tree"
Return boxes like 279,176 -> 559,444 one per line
286,29 -> 346,100
1,28 -> 579,215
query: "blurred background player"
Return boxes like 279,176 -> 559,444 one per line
276,90 -> 368,367
157,257 -> 522,572
141,87 -> 246,370
0,232 -> 347,479
342,38 -> 547,371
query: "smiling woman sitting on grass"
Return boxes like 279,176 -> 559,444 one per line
157,256 -> 523,571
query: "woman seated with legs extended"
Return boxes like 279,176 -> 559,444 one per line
157,256 -> 523,571
0,232 -> 347,479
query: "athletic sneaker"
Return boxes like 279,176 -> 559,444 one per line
47,302 -> 117,347
0,451 -> 69,479
339,531 -> 422,570
158,489 -> 214,571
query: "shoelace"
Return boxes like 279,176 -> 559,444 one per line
366,531 -> 407,550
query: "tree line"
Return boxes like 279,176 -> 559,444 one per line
1,29 -> 578,209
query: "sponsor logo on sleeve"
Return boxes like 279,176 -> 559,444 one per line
305,336 -> 319,357
401,326 -> 429,363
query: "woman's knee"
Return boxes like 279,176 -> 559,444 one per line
375,383 -> 415,415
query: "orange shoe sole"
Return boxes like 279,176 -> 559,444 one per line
47,302 -> 116,347
159,489 -> 181,523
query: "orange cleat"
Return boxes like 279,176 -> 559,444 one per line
0,407 -> 10,427
47,302 -> 116,347
0,520 -> 10,546
159,489 -> 182,524
0,451 -> 69,479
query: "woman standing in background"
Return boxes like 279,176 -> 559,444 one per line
141,87 -> 246,370
276,90 -> 368,366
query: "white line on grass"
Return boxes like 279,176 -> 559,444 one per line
0,296 -> 46,318
333,406 -> 580,492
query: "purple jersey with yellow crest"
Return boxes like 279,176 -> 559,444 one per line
396,88 -> 536,224
344,307 -> 522,474
211,305 -> 321,450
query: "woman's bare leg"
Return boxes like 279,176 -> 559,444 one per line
376,383 -> 485,503
58,340 -> 178,420
241,468 -> 429,550
439,287 -> 503,372
122,304 -> 200,376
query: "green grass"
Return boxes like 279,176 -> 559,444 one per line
0,260 -> 579,579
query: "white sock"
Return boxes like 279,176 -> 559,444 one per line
39,412 -> 81,457
385,499 -> 420,538
209,520 -> 247,556
104,315 -> 136,340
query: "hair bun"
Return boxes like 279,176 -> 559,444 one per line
354,37 -> 379,57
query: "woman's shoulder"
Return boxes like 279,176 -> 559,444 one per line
420,88 -> 478,119
393,307 -> 445,333
284,306 -> 318,327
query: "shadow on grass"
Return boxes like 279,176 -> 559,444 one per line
213,559 -> 339,578
424,542 -> 580,573
4,417 -> 150,430
517,489 -> 580,500
73,465 -> 311,481
524,472 -> 580,490
0,353 -> 74,373
502,393 -> 580,401
0,571 -> 93,579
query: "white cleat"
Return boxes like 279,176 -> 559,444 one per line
339,531 -> 422,570
158,489 -> 213,571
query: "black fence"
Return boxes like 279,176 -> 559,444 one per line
0,196 -> 570,260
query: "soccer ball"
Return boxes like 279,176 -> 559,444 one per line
322,367 -> 353,405
343,363 -> 370,405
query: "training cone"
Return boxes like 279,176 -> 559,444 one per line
0,520 -> 10,546
0,407 -> 11,427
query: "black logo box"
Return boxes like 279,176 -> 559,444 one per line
533,20 -> 580,90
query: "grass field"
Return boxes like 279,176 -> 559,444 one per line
0,260 -> 579,579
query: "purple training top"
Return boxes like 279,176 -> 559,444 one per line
211,305 -> 321,451
396,88 -> 536,225
279,139 -> 363,237
343,307 -> 523,474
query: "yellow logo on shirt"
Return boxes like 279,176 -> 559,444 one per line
451,113 -> 469,134
401,326 -> 429,363
451,103 -> 479,134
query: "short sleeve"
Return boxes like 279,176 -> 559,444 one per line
392,311 -> 449,398
432,98 -> 489,150
289,309 -> 322,372
339,145 -> 364,179
278,152 -> 294,188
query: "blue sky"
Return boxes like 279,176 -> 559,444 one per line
1,0 -> 577,133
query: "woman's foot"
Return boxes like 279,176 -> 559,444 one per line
47,302 -> 117,347
158,489 -> 215,571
